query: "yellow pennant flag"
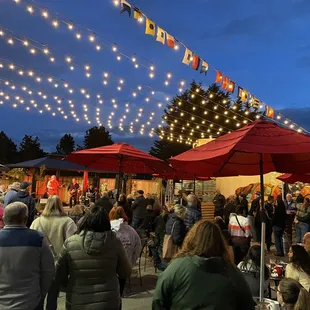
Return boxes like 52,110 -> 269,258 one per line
134,8 -> 142,21
145,18 -> 155,36
156,27 -> 165,44
182,48 -> 192,65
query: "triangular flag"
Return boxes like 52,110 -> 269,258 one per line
200,61 -> 208,75
265,105 -> 274,118
133,8 -> 142,20
249,95 -> 259,109
215,71 -> 223,83
120,0 -> 131,16
156,27 -> 165,44
222,76 -> 229,90
192,55 -> 200,70
166,33 -> 175,48
145,18 -> 155,36
238,87 -> 248,102
228,80 -> 235,93
182,48 -> 192,65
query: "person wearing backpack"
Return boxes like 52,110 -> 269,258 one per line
229,205 -> 252,265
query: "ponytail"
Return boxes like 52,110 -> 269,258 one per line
294,287 -> 310,310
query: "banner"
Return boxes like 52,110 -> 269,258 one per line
120,0 -> 131,16
182,48 -> 192,65
166,33 -> 175,48
156,27 -> 165,44
192,55 -> 200,70
145,18 -> 155,36
200,61 -> 208,75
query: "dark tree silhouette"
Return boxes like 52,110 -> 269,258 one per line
19,135 -> 45,161
0,131 -> 18,164
56,134 -> 75,155
83,126 -> 114,149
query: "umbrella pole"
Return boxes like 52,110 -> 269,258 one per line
117,157 -> 123,199
259,153 -> 265,302
193,176 -> 196,194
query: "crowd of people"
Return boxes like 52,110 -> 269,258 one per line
1,183 -> 310,309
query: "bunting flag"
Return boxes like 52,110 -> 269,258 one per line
238,87 -> 248,102
145,18 -> 155,36
133,8 -> 142,20
200,61 -> 208,75
192,55 -> 200,71
228,80 -> 235,93
265,105 -> 275,118
166,33 -> 175,48
222,76 -> 229,90
156,27 -> 165,44
120,0 -> 131,16
182,48 -> 192,65
249,95 -> 260,109
215,71 -> 223,83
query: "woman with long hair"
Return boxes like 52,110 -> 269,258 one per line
153,220 -> 254,310
117,194 -> 133,224
238,245 -> 270,297
69,204 -> 85,224
286,245 -> 310,291
31,195 -> 77,310
295,197 -> 310,243
56,205 -> 132,310
277,278 -> 310,310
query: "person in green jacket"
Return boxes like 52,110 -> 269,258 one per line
152,220 -> 255,310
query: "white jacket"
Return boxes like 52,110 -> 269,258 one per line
110,219 -> 142,266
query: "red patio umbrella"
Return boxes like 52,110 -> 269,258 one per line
277,173 -> 310,184
66,143 -> 172,192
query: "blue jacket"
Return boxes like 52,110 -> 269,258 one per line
183,206 -> 202,230
3,189 -> 18,207
0,226 -> 55,310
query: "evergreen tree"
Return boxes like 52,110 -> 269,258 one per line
19,135 -> 45,161
83,126 -> 113,149
56,134 -> 75,155
0,131 -> 18,164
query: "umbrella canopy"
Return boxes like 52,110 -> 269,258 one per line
277,173 -> 310,184
170,120 -> 310,177
66,143 -> 172,174
153,171 -> 211,181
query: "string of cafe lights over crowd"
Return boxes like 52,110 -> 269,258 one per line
7,0 -> 306,137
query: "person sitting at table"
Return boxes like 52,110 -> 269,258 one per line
286,245 -> 310,291
277,278 -> 310,310
238,245 -> 270,297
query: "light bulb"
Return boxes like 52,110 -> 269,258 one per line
89,35 -> 95,42
30,48 -> 36,54
43,48 -> 49,54
112,45 -> 117,52
76,33 -> 81,39
96,44 -> 101,51
174,45 -> 179,50
49,57 -> 55,62
52,20 -> 59,28
8,38 -> 14,45
68,24 -> 74,30
66,56 -> 72,63
27,6 -> 34,14
42,10 -> 49,18
85,65 -> 90,71
23,40 -> 29,46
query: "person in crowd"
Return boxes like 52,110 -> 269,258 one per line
31,195 -> 77,310
143,205 -> 156,232
238,194 -> 249,217
178,191 -> 188,206
3,182 -> 20,207
152,194 -> 162,215
47,175 -> 60,197
304,232 -> 310,255
7,182 -> 35,227
229,205 -> 252,265
248,192 -> 260,242
183,194 -> 201,230
285,193 -> 297,243
126,194 -> 134,208
286,245 -> 310,291
224,195 -> 236,226
238,245 -> 270,297
277,278 -> 310,310
272,194 -> 287,257
117,193 -> 133,224
0,203 -> 3,228
131,190 -> 148,229
67,178 -> 80,208
213,189 -> 226,218
149,206 -> 170,271
56,205 -> 132,310
165,204 -> 187,249
0,202 -> 55,310
95,191 -> 113,214
109,206 -> 141,299
69,204 -> 85,224
145,193 -> 155,207
153,220 -> 254,310
295,197 -> 310,244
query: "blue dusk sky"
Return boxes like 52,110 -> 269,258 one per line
0,0 -> 310,152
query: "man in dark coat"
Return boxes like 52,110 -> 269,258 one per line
95,192 -> 113,214
131,190 -> 148,229
213,190 -> 226,218
7,182 -> 36,227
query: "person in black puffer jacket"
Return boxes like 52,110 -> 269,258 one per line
131,190 -> 148,229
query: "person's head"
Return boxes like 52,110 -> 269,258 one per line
118,193 -> 126,203
109,206 -> 128,222
137,190 -> 144,197
19,182 -> 31,192
78,205 -> 111,233
276,194 -> 283,204
187,194 -> 197,208
289,245 -> 310,276
72,178 -> 77,184
296,194 -> 304,204
173,204 -> 187,219
213,216 -> 226,231
51,175 -> 56,181
267,196 -> 274,203
176,220 -> 233,265
11,182 -> 20,191
303,232 -> 310,245
102,191 -> 109,198
286,193 -> 292,202
70,204 -> 84,216
127,194 -> 133,200
277,278 -> 310,309
42,195 -> 66,217
235,205 -> 243,216
216,189 -> 220,195
4,202 -> 28,226
226,195 -> 234,204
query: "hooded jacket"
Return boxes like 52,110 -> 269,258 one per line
153,256 -> 255,310
56,230 -> 132,310
110,218 -> 142,266
8,191 -> 36,227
